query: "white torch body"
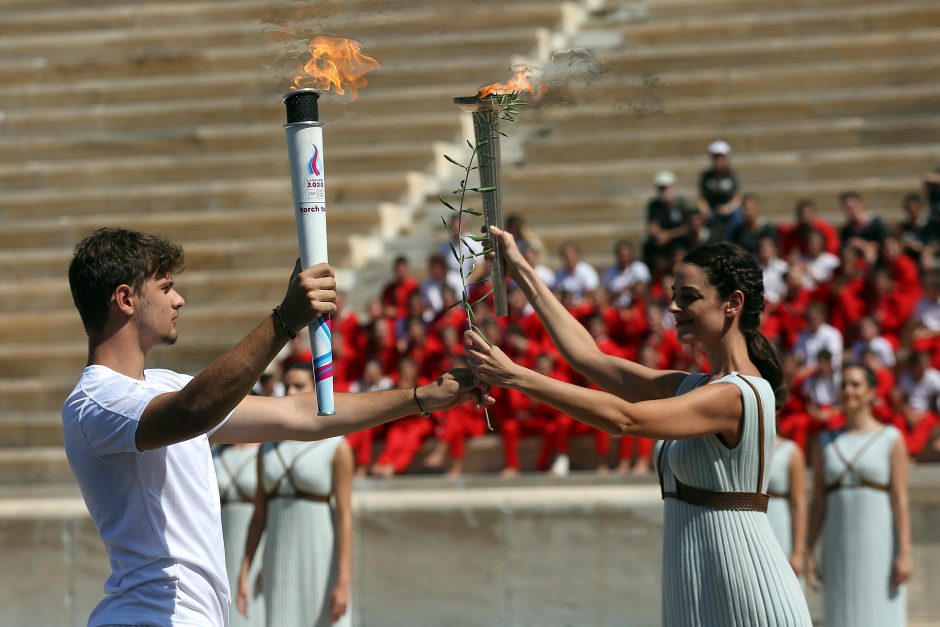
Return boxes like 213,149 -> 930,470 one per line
285,120 -> 335,415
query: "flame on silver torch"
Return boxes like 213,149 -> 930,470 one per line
283,88 -> 335,415
454,94 -> 508,317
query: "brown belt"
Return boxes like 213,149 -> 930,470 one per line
663,479 -> 769,513
768,491 -> 789,499
825,479 -> 889,494
272,492 -> 331,503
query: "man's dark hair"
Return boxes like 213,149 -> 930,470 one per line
68,227 -> 185,336
838,190 -> 862,204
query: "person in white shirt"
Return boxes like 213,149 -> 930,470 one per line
554,241 -> 599,304
850,316 -> 897,368
419,253 -> 463,316
602,239 -> 651,308
799,229 -> 841,290
757,236 -> 789,306
794,302 -> 844,374
63,228 -> 484,627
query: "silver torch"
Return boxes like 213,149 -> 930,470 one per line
283,88 -> 335,415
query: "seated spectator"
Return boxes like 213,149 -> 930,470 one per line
777,353 -> 811,450
891,351 -> 940,458
922,168 -> 940,244
765,265 -> 812,350
439,214 -> 487,284
864,268 -> 908,347
778,197 -> 840,258
422,356 -> 487,478
642,170 -> 693,273
697,139 -> 742,241
849,316 -> 896,368
838,191 -> 887,265
614,343 -> 658,474
521,240 -> 556,289
726,192 -> 777,256
879,235 -> 921,316
642,303 -> 682,369
505,213 -> 543,254
346,358 -> 395,475
363,312 -> 399,374
827,245 -> 868,335
396,316 -> 446,381
554,241 -> 599,304
333,292 -> 366,382
758,236 -> 789,306
786,350 -> 844,452
602,239 -> 651,308
673,209 -> 710,253
380,255 -> 419,319
860,348 -> 896,423
370,357 -> 434,477
794,302 -> 844,374
895,192 -> 933,260
798,229 -> 841,293
907,271 -> 940,368
420,253 -> 463,317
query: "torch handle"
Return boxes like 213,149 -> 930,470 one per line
471,110 -> 508,317
285,121 -> 336,415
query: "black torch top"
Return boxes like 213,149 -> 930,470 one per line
453,94 -> 500,113
283,88 -> 320,124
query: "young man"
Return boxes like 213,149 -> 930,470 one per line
63,228 -> 484,626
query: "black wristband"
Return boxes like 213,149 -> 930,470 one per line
413,386 -> 431,417
272,306 -> 297,339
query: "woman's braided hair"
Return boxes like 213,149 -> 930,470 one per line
683,242 -> 786,408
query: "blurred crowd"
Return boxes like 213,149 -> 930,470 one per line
261,140 -> 940,478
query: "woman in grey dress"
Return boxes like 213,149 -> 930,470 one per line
236,363 -> 355,626
766,435 -> 807,576
467,233 -> 810,626
807,363 -> 912,627
214,443 -> 264,627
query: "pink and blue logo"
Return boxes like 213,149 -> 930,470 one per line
306,145 -> 321,177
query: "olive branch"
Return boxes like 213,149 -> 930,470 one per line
438,92 -> 524,430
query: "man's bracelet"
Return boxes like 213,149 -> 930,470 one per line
413,386 -> 431,417
272,306 -> 297,340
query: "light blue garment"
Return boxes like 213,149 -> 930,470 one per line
658,373 -> 811,626
819,426 -> 906,627
261,438 -> 351,627
766,438 -> 797,556
214,445 -> 265,627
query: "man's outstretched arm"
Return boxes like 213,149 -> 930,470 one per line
211,370 -> 486,444
135,262 -> 336,451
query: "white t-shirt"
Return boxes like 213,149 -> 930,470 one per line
800,373 -> 841,406
913,296 -> 940,331
800,252 -> 841,289
555,261 -> 600,302
602,260 -> 651,307
62,365 -> 233,626
899,368 -> 940,412
760,257 -> 789,305
794,324 -> 844,370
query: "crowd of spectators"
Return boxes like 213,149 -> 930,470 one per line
266,141 -> 940,478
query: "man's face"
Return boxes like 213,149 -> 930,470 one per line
135,273 -> 184,347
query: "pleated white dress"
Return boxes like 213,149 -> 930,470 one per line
819,426 -> 905,627
657,373 -> 811,627
214,444 -> 265,627
766,438 -> 797,556
261,437 -> 350,627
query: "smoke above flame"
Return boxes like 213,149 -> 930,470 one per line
291,36 -> 380,100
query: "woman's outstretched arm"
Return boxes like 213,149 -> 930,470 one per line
237,450 -> 269,619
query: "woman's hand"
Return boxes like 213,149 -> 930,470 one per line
236,571 -> 251,618
464,329 -> 523,388
805,555 -> 822,591
892,552 -> 913,587
788,551 -> 805,579
486,226 -> 530,280
329,582 -> 349,623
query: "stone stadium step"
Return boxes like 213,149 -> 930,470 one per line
0,304 -> 272,345
523,114 -> 940,165
602,28 -> 940,75
0,413 -> 62,448
0,267 -> 314,314
0,377 -> 76,414
0,2 -> 561,61
596,2 -> 940,48
0,448 -> 72,485
607,0 -> 937,21
0,143 -> 437,192
501,146 -> 940,198
580,56 -> 940,105
0,173 -> 410,219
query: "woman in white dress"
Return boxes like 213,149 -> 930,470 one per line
236,363 -> 355,626
467,232 -> 810,626
765,435 -> 807,577
807,363 -> 913,627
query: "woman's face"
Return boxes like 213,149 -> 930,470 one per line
840,366 -> 874,413
668,263 -> 734,344
284,368 -> 315,396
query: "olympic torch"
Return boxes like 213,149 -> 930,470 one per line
283,88 -> 335,415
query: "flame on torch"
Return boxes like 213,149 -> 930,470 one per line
291,36 -> 380,99
476,64 -> 547,100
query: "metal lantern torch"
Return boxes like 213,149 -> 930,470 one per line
283,88 -> 335,415
453,94 -> 509,317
